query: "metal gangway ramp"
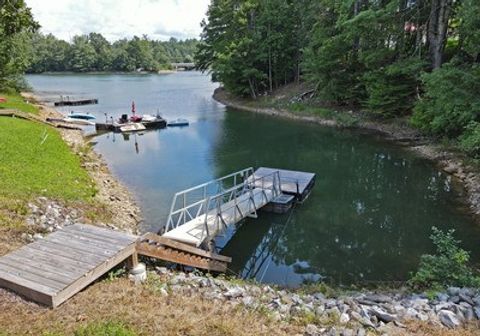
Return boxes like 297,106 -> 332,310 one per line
162,167 -> 282,249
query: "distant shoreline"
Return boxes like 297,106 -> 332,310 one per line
26,70 -> 180,75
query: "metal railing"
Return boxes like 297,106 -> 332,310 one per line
164,168 -> 282,247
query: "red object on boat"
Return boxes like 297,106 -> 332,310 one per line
131,101 -> 136,114
0,97 -> 6,103
130,115 -> 143,122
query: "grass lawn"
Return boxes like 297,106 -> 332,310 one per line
0,117 -> 97,243
0,92 -> 39,114
0,118 -> 95,201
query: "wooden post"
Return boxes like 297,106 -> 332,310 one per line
126,252 -> 139,270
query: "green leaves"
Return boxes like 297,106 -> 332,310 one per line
411,64 -> 480,137
0,0 -> 38,91
409,227 -> 480,290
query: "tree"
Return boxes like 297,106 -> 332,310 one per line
0,0 -> 39,90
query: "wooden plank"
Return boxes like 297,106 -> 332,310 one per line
50,231 -> 127,252
1,253 -> 80,284
0,256 -> 75,286
52,243 -> 136,307
138,243 -> 227,273
140,233 -> 231,263
45,235 -> 118,257
0,277 -> 54,306
0,265 -> 58,295
65,225 -> 137,246
8,247 -> 91,277
65,224 -> 137,244
28,239 -> 107,265
0,261 -> 65,292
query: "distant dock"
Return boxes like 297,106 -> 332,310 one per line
54,98 -> 98,107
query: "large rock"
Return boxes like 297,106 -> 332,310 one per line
447,287 -> 461,296
369,307 -> 397,323
438,310 -> 461,329
459,293 -> 474,306
224,286 -> 244,299
363,294 -> 392,304
305,324 -> 320,336
474,306 -> 480,319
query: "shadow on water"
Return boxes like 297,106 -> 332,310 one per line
27,72 -> 480,287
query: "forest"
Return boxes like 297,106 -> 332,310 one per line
27,33 -> 199,73
196,0 -> 480,156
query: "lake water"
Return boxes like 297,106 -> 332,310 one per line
27,72 -> 480,287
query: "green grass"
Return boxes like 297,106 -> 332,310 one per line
74,321 -> 137,336
0,118 -> 96,202
0,92 -> 39,114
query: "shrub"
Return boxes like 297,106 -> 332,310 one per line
363,58 -> 425,118
459,121 -> 480,157
74,321 -> 136,336
411,64 -> 480,137
409,227 -> 480,290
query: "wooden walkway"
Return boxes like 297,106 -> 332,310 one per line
0,224 -> 137,307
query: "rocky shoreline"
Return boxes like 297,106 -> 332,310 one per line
213,88 -> 480,220
154,267 -> 480,334
22,92 -> 142,235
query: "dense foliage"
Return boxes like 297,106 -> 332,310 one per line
27,33 -> 199,73
409,227 -> 480,290
197,0 -> 480,155
0,0 -> 39,91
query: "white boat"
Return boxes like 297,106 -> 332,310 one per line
67,112 -> 96,120
167,118 -> 189,127
64,117 -> 96,126
142,114 -> 157,122
120,123 -> 146,133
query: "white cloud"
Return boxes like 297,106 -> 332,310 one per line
25,0 -> 210,42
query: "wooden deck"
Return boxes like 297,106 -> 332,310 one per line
0,224 -> 138,307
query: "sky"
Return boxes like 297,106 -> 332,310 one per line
25,0 -> 210,42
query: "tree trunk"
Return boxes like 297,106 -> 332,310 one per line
427,0 -> 452,69
248,77 -> 257,99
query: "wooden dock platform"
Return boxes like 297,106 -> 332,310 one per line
54,98 -> 98,107
0,224 -> 138,307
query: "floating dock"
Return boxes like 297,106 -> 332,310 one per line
54,98 -> 98,107
250,167 -> 316,202
0,224 -> 137,307
162,167 -> 315,248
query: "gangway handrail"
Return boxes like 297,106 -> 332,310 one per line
165,167 -> 254,232
164,169 -> 282,248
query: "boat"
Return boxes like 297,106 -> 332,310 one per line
130,115 -> 143,122
120,123 -> 146,133
142,114 -> 157,122
67,112 -> 96,120
167,118 -> 189,127
64,117 -> 96,126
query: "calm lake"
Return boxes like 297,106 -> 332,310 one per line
27,72 -> 480,287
